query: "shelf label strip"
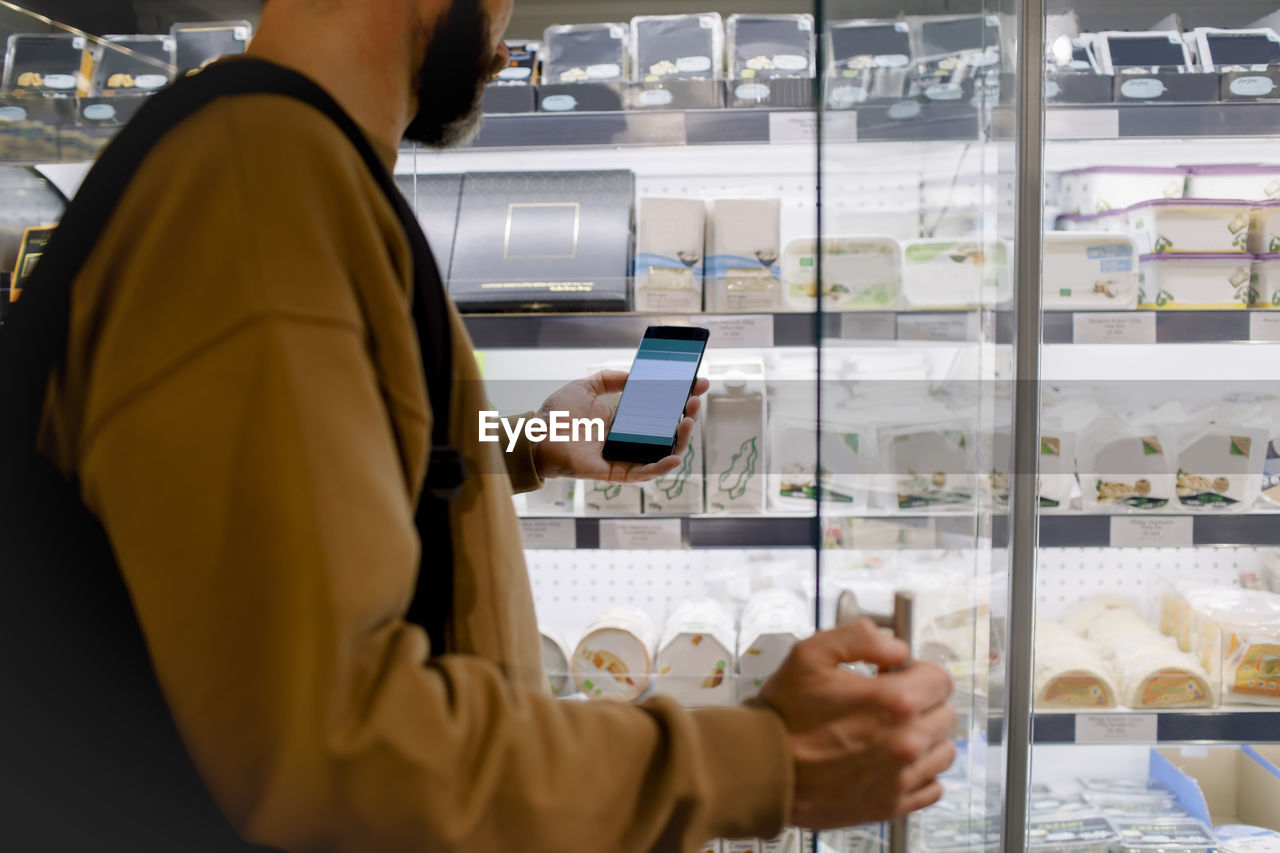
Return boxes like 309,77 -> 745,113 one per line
1046,109 -> 1120,140
599,518 -> 683,550
1250,311 -> 1280,342
1075,713 -> 1158,744
703,314 -> 775,349
1072,312 -> 1156,345
1109,516 -> 1193,548
519,518 -> 576,550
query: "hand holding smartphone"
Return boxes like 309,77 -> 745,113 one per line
602,326 -> 710,465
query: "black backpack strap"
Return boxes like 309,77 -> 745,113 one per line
2,58 -> 462,651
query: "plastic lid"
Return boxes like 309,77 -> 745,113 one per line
1127,197 -> 1253,209
1140,252 -> 1256,262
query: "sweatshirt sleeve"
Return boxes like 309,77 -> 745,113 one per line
501,411 -> 546,494
69,94 -> 792,853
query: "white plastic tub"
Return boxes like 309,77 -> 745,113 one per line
1251,200 -> 1280,254
1185,164 -> 1280,201
900,238 -> 1011,309
1060,166 -> 1186,215
1043,232 -> 1139,310
1252,253 -> 1280,308
1138,254 -> 1253,309
781,235 -> 900,311
1128,198 -> 1252,254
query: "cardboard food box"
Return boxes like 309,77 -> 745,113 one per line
634,197 -> 705,313
449,170 -> 634,312
705,199 -> 782,313
170,21 -> 251,75
1153,746 -> 1280,834
3,33 -> 90,97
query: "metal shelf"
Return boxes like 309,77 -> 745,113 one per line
1028,710 -> 1280,744
465,309 -> 1280,349
518,512 -> 1280,550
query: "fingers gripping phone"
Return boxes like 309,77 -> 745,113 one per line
602,326 -> 710,464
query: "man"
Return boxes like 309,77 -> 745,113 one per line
19,0 -> 956,849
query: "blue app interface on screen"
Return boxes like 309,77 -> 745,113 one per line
609,337 -> 703,446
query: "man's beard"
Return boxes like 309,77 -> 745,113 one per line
405,0 -> 495,148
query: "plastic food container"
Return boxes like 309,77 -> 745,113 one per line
1060,166 -> 1186,215
1138,254 -> 1253,309
920,817 -> 1002,852
571,606 -> 657,700
1252,254 -> 1280,308
1128,199 -> 1253,254
1185,164 -> 1280,201
1026,816 -> 1118,852
1057,209 -> 1131,234
653,599 -> 736,707
1029,793 -> 1095,818
1108,818 -> 1218,852
781,236 -> 901,311
1043,232 -> 1140,310
1251,201 -> 1280,254
1082,792 -> 1186,820
900,239 -> 1011,309
539,630 -> 573,697
1079,778 -> 1169,797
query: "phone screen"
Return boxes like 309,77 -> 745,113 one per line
604,327 -> 708,463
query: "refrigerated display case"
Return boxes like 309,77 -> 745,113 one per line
2,0 -> 1278,849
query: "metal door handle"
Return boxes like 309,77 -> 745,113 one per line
836,589 -> 916,853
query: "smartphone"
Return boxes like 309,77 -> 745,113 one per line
602,326 -> 710,464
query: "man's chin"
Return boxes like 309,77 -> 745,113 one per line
405,97 -> 486,149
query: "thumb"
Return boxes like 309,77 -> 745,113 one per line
806,618 -> 909,670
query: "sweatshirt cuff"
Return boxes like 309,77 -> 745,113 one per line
693,705 -> 793,840
502,411 -> 545,494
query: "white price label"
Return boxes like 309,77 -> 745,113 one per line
841,312 -> 897,341
1250,311 -> 1280,342
897,312 -> 978,342
519,518 -> 576,549
1109,516 -> 1193,548
768,111 -> 857,144
1073,312 -> 1156,345
703,314 -> 775,349
1046,108 -> 1120,140
1075,713 -> 1158,744
599,519 -> 683,550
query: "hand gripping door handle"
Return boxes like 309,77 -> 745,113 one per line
836,589 -> 916,853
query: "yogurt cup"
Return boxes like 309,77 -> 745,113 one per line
654,599 -> 736,707
1185,164 -> 1280,201
1128,198 -> 1253,255
1060,166 -> 1186,215
1252,254 -> 1280,308
1138,254 -> 1253,309
1043,232 -> 1140,310
572,606 -> 658,701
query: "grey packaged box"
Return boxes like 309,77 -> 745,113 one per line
449,170 -> 634,313
395,173 -> 463,283
632,14 -> 723,82
705,199 -> 782,313
91,35 -> 174,96
635,197 -> 705,313
170,21 -> 252,75
541,23 -> 628,83
3,34 -> 87,96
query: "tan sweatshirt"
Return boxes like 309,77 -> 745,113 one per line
36,89 -> 792,851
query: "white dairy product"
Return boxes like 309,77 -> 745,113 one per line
705,361 -> 767,513
737,589 -> 810,701
1039,428 -> 1079,512
1026,815 -> 1117,852
1059,166 -> 1186,215
523,478 -> 575,515
1080,422 -> 1176,512
781,236 -> 901,311
1080,608 -> 1216,709
635,198 -> 706,313
761,829 -> 806,853
1174,425 -> 1268,511
1128,199 -> 1253,255
900,238 -> 1012,309
572,606 -> 658,700
1043,232 -> 1140,310
1138,254 -> 1253,310
1057,209 -> 1131,234
1034,619 -> 1119,709
1109,819 -> 1218,852
655,599 -> 735,706
1251,201 -> 1280,254
582,480 -> 644,514
642,417 -> 704,514
768,415 -> 868,512
705,199 -> 783,312
1217,825 -> 1280,853
1253,254 -> 1280,308
539,629 -> 573,697
878,422 -> 976,510
1185,164 -> 1280,201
